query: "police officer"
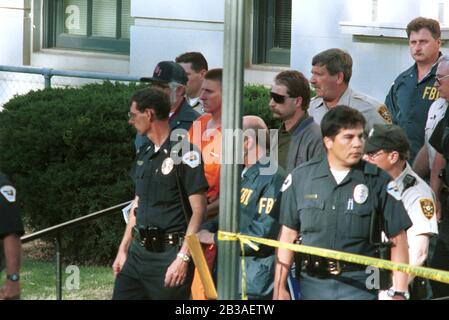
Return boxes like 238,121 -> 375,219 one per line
386,17 -> 442,163
175,52 -> 208,114
112,88 -> 208,300
309,48 -> 389,131
273,106 -> 412,300
364,124 -> 438,299
135,61 -> 200,150
198,116 -> 285,299
0,173 -> 24,300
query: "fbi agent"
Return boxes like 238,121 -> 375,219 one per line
273,106 -> 412,300
385,17 -> 442,162
112,88 -> 208,300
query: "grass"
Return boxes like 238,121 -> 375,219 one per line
8,259 -> 115,300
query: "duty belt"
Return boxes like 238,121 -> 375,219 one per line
300,254 -> 366,278
133,226 -> 185,252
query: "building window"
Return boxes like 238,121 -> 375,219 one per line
253,0 -> 291,65
44,0 -> 133,54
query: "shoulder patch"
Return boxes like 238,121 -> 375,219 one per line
182,151 -> 201,168
419,198 -> 435,220
281,174 -> 292,192
1,185 -> 16,202
377,104 -> 392,124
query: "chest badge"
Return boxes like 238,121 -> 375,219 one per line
137,160 -> 144,166
353,184 -> 369,204
161,157 -> 175,175
1,185 -> 16,203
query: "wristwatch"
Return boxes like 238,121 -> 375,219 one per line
387,288 -> 410,300
177,252 -> 191,263
6,273 -> 20,282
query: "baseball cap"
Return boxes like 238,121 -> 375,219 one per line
140,61 -> 188,85
364,124 -> 410,154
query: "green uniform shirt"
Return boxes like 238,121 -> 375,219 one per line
280,156 -> 412,257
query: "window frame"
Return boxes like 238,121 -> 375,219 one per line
252,0 -> 291,65
44,0 -> 130,54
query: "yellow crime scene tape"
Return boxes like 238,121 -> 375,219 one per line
218,230 -> 449,299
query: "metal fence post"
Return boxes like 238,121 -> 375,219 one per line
43,68 -> 53,89
217,0 -> 246,300
55,233 -> 62,300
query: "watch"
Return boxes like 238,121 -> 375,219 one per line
177,252 -> 191,263
6,273 -> 20,282
387,288 -> 410,300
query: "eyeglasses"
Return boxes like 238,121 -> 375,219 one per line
128,112 -> 137,120
365,150 -> 386,159
435,74 -> 449,85
270,92 -> 291,104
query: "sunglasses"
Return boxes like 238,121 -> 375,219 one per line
270,92 -> 291,104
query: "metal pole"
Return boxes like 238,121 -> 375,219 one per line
217,0 -> 246,300
55,234 -> 62,300
43,68 -> 53,89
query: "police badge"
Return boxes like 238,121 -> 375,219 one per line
419,199 -> 435,219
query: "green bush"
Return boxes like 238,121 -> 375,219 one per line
243,85 -> 281,129
0,82 -> 142,264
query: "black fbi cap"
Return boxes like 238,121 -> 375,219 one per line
140,61 -> 188,85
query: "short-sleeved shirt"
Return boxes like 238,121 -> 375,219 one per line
188,114 -> 221,200
309,87 -> 388,132
387,163 -> 438,240
135,99 -> 200,150
425,98 -> 448,169
0,173 -> 24,239
133,137 -> 208,233
280,157 -> 412,257
385,61 -> 439,162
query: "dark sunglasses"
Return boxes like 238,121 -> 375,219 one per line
270,92 -> 290,104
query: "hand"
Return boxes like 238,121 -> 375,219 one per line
112,251 -> 127,277
0,281 -> 20,300
164,256 -> 189,288
207,194 -> 218,204
197,230 -> 215,245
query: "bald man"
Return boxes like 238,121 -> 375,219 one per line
197,116 -> 285,299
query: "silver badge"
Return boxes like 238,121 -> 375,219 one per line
1,185 -> 16,203
161,158 -> 174,175
353,184 -> 369,204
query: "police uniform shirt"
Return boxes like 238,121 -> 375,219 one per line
309,87 -> 388,131
387,163 -> 438,239
0,173 -> 24,239
134,138 -> 208,233
187,96 -> 204,115
134,99 -> 200,150
425,98 -> 448,169
385,61 -> 439,162
279,157 -> 412,257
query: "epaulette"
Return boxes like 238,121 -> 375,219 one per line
364,162 -> 379,175
297,156 -> 321,170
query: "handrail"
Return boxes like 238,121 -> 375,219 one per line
20,200 -> 132,300
21,201 -> 132,244
0,65 -> 141,88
